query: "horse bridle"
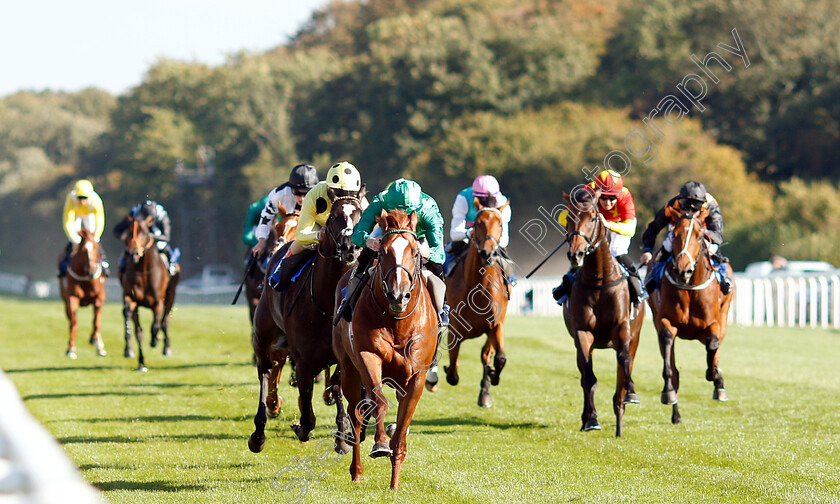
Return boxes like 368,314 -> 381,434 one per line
373,228 -> 422,320
568,207 -> 606,256
67,240 -> 102,281
666,215 -> 715,290
470,207 -> 503,259
317,196 -> 361,262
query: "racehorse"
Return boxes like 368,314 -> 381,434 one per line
562,188 -> 643,437
332,209 -> 438,490
244,206 -> 300,417
118,216 -> 179,372
58,228 -> 107,359
249,190 -> 364,452
443,199 -> 511,407
647,205 -> 734,424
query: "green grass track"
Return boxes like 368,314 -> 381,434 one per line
1,296 -> 838,503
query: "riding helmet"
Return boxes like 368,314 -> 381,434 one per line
288,164 -> 319,191
679,181 -> 707,202
326,161 -> 362,191
592,170 -> 624,196
384,178 -> 423,210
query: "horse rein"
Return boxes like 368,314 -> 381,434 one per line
67,241 -> 102,281
317,196 -> 361,261
567,208 -> 606,256
666,215 -> 716,290
470,207 -> 503,259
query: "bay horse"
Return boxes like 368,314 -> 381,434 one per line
58,228 -> 107,359
332,209 -> 438,490
443,198 -> 511,407
249,190 -> 364,453
244,206 -> 300,417
647,205 -> 734,424
118,216 -> 179,372
562,188 -> 643,437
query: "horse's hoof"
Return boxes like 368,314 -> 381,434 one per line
386,423 -> 396,438
624,392 -> 641,404
491,355 -> 507,386
136,365 -> 148,373
582,419 -> 601,431
66,349 -> 77,360
335,440 -> 352,455
443,365 -> 459,386
150,337 -> 158,348
369,442 -> 392,458
425,381 -> 439,392
248,433 -> 266,453
163,347 -> 172,357
478,391 -> 493,408
124,348 -> 135,358
323,389 -> 335,406
267,400 -> 281,418
89,335 -> 97,345
314,371 -> 324,384
713,388 -> 728,401
661,390 -> 678,405
291,424 -> 310,442
97,349 -> 107,357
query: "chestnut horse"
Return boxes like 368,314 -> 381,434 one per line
119,217 -> 179,372
244,207 -> 300,417
647,206 -> 734,424
333,209 -> 438,490
58,228 -> 107,359
249,191 -> 364,452
562,188 -> 643,437
443,199 -> 511,407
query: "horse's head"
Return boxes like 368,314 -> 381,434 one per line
667,204 -> 710,284
273,205 -> 299,247
471,197 -> 509,265
377,209 -> 421,315
321,186 -> 366,264
121,216 -> 155,264
564,188 -> 604,268
75,228 -> 100,276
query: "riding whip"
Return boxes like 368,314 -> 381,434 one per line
232,254 -> 257,305
525,236 -> 569,279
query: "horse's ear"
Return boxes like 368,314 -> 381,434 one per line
277,204 -> 287,216
698,204 -> 710,222
326,186 -> 336,202
473,196 -> 481,210
409,211 -> 419,231
378,208 -> 388,227
664,204 -> 677,220
357,183 -> 366,201
563,192 -> 571,203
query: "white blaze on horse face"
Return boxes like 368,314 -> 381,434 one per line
391,236 -> 409,285
340,203 -> 355,236
84,241 -> 95,253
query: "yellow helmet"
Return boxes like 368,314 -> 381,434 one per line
72,179 -> 95,198
326,161 -> 362,191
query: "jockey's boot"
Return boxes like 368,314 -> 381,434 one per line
334,248 -> 376,324
616,254 -> 647,306
644,250 -> 669,294
118,253 -> 128,276
715,254 -> 733,295
268,249 -> 313,293
57,243 -> 72,277
425,262 -> 449,329
552,270 -> 575,306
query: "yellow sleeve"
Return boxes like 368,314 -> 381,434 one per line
295,183 -> 327,247
92,193 -> 105,241
62,194 -> 77,242
605,218 -> 637,237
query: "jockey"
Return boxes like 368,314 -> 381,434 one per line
112,200 -> 180,276
242,195 -> 268,248
445,175 -> 513,278
59,179 -> 109,277
336,178 -> 449,327
552,170 -> 646,307
266,161 -> 368,291
249,163 -> 319,255
639,181 -> 733,294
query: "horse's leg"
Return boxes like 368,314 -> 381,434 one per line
489,324 -> 507,386
444,325 -> 464,386
356,353 -> 390,458
478,337 -> 494,408
657,319 -> 680,421
670,342 -> 681,424
704,322 -> 727,401
134,307 -> 147,372
388,373 -> 425,491
575,331 -> 599,431
339,362 -> 364,482
323,366 -> 335,405
64,295 -> 79,359
613,321 -> 636,437
150,300 -> 163,349
266,351 -> 286,418
248,359 -> 272,453
122,297 -> 136,358
249,302 -> 277,453
291,361 -> 317,442
91,294 -> 106,356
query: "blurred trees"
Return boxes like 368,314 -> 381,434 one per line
2,0 -> 839,276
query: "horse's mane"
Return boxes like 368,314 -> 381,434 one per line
379,209 -> 415,233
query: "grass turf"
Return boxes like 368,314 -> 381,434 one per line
1,296 -> 838,503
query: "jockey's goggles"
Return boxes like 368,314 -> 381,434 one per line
679,198 -> 703,212
598,195 -> 617,202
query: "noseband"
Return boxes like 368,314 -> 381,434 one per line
374,228 -> 422,320
666,215 -> 715,290
471,207 -> 503,259
568,209 -> 605,256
